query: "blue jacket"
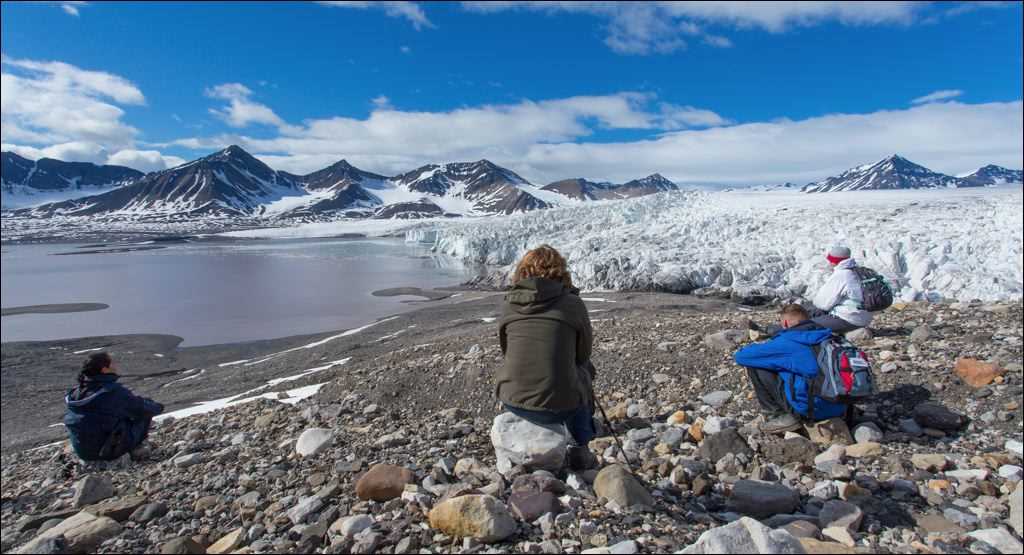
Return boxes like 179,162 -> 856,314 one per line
63,374 -> 164,459
734,322 -> 846,420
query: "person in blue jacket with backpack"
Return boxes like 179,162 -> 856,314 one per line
64,352 -> 164,461
735,304 -> 846,434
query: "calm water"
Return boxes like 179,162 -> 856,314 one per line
1,238 -> 473,346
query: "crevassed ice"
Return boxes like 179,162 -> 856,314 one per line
406,187 -> 1024,302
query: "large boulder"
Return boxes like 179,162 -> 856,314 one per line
355,464 -> 416,502
71,475 -> 114,508
490,412 -> 569,474
14,511 -> 121,554
593,464 -> 654,510
680,516 -> 806,554
85,496 -> 148,522
428,495 -> 517,543
729,480 -> 800,519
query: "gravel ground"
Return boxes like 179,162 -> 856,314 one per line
1,294 -> 1022,554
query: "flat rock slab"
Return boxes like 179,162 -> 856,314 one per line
729,480 -> 800,519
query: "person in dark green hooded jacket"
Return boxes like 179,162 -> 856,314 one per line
496,245 -> 596,448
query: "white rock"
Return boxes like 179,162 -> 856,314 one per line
997,465 -> 1023,480
490,412 -> 568,474
680,516 -> 806,554
945,469 -> 989,482
295,428 -> 333,457
968,528 -> 1023,554
853,423 -> 884,444
331,514 -> 374,539
1007,440 -> 1023,459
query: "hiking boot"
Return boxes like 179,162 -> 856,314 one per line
761,413 -> 802,434
567,446 -> 598,471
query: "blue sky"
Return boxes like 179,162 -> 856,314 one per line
2,1 -> 1022,185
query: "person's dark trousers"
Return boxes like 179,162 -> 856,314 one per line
806,307 -> 860,335
745,367 -> 791,416
97,417 -> 153,460
503,404 -> 596,446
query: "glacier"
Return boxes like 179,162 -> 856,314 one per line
403,186 -> 1023,303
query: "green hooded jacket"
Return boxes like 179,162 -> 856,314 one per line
496,277 -> 594,412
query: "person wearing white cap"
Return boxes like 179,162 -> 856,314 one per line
809,246 -> 872,333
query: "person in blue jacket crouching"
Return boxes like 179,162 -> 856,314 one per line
735,304 -> 846,434
64,352 -> 164,461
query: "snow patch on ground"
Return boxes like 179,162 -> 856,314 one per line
407,186 -> 1023,303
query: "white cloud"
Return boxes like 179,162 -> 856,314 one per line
316,1 -> 434,30
1,56 -> 144,149
400,45 -> 412,54
371,95 -> 393,109
106,149 -> 186,172
462,1 -> 927,54
27,1 -> 89,16
1,57 -> 184,173
168,92 -> 1021,185
911,89 -> 964,104
204,83 -> 300,133
3,141 -> 186,172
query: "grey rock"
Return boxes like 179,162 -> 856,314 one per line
593,464 -> 654,510
14,511 -> 121,555
130,502 -> 168,523
845,328 -> 873,342
729,480 -> 800,519
698,429 -> 753,464
287,496 -> 323,525
913,403 -> 966,432
704,330 -> 746,352
172,453 -> 204,468
910,325 -> 933,343
702,390 -> 733,408
818,500 -> 863,533
71,475 -> 114,508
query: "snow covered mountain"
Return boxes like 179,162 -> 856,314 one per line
22,146 -> 304,217
959,164 -> 1024,187
803,155 -> 967,193
1,151 -> 143,210
272,160 -> 388,218
391,160 -> 553,215
541,174 -> 678,200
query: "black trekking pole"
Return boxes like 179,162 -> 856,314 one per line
593,394 -> 637,470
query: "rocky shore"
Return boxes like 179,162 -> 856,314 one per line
1,294 -> 1022,554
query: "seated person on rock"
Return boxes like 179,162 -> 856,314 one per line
496,245 -> 597,459
808,246 -> 873,334
64,352 -> 164,461
734,304 -> 846,434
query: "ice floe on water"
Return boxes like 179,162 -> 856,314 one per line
405,187 -> 1023,302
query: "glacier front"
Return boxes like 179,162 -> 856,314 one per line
405,186 -> 1024,303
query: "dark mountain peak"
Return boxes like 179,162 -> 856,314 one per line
2,151 -> 31,164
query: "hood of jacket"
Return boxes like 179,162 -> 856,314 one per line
775,321 -> 832,346
505,277 -> 575,315
65,373 -> 119,408
834,258 -> 858,271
